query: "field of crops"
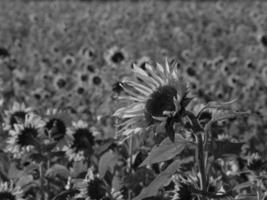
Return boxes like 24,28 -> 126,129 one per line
1,1 -> 267,200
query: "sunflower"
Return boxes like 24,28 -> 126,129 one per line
44,109 -> 71,142
63,121 -> 96,161
110,188 -> 124,200
75,168 -> 107,200
171,174 -> 197,200
113,59 -> 190,138
0,182 -> 24,200
247,152 -> 263,171
5,113 -> 45,158
104,46 -> 128,68
3,102 -> 32,131
79,46 -> 96,61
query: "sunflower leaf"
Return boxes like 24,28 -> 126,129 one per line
140,134 -> 189,166
233,181 -> 254,192
165,117 -> 175,142
0,149 -> 10,181
133,157 -> 193,200
211,110 -> 249,122
46,164 -> 70,179
124,167 -> 155,191
52,189 -> 79,200
209,140 -> 245,158
98,150 -> 118,178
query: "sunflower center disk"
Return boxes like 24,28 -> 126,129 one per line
87,179 -> 106,200
0,191 -> 16,200
17,127 -> 39,147
72,129 -> 95,152
145,85 -> 178,122
45,118 -> 66,141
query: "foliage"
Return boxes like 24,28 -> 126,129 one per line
0,1 -> 267,200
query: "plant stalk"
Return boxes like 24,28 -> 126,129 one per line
196,133 -> 207,193
39,162 -> 45,200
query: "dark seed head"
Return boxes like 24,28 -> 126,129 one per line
81,74 -> 88,82
77,87 -> 85,95
45,118 -> 66,141
0,47 -> 10,58
86,178 -> 106,200
176,183 -> 193,200
17,127 -> 39,147
56,78 -> 66,89
111,51 -> 125,64
260,35 -> 267,47
92,76 -> 101,85
72,128 -> 95,153
0,192 -> 16,200
186,67 -> 196,77
145,86 -> 177,117
34,93 -> 41,100
247,154 -> 263,171
87,65 -> 95,73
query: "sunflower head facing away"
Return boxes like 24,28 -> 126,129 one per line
114,59 -> 191,138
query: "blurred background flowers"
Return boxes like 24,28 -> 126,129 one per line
0,0 -> 266,149
1,0 -> 267,199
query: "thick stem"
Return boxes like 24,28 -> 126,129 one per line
128,133 -> 133,200
185,111 -> 207,199
196,133 -> 207,193
39,162 -> 45,200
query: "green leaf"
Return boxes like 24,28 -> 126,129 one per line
43,141 -> 58,152
0,150 -> 10,181
133,157 -> 193,200
52,189 -> 79,200
29,153 -> 47,162
233,181 -> 254,192
8,163 -> 38,180
200,99 -> 238,111
211,109 -> 249,122
94,138 -> 115,156
235,195 -> 257,200
98,150 -> 118,178
140,134 -> 190,166
165,117 -> 175,142
16,175 -> 34,188
124,167 -> 155,190
46,164 -> 70,179
198,99 -> 249,123
210,140 -> 244,158
71,161 -> 87,178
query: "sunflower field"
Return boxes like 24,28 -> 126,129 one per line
0,0 -> 267,200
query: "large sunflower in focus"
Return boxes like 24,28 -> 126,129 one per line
113,59 -> 190,138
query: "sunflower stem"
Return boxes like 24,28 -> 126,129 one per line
128,133 -> 133,200
196,133 -> 207,198
39,162 -> 45,200
185,111 -> 207,199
